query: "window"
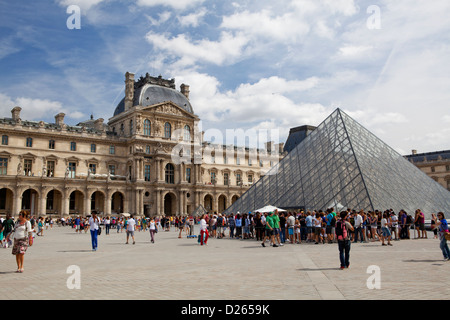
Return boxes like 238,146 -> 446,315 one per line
24,159 -> 32,176
143,119 -> 151,136
446,165 -> 450,172
184,125 -> 190,141
129,119 -> 133,135
248,158 -> 252,166
0,158 -> 7,175
109,145 -> 115,155
26,137 -> 33,148
236,173 -> 242,185
224,173 -> 229,186
91,144 -> 96,153
431,166 -> 435,173
164,122 -> 171,138
236,157 -> 240,165
70,142 -> 76,151
146,145 -> 151,154
223,156 -> 227,164
165,163 -> 174,184
2,135 -> 8,145
108,165 -> 115,175
68,162 -> 76,178
248,174 -> 253,184
47,161 -> 55,177
144,165 -> 151,181
89,163 -> 96,174
210,171 -> 216,184
49,140 -> 55,149
186,167 -> 191,183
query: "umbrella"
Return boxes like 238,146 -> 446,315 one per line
253,205 -> 286,213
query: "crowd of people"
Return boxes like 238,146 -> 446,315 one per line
193,207 -> 450,263
1,206 -> 449,273
195,208 -> 433,245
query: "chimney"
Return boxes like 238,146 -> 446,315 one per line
265,141 -> 274,153
124,72 -> 135,111
180,84 -> 190,99
412,149 -> 417,155
11,106 -> 21,122
55,113 -> 65,127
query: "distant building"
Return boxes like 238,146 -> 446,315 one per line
405,149 -> 450,191
0,72 -> 282,218
283,125 -> 316,153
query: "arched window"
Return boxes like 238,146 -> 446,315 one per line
164,122 -> 171,139
143,119 -> 151,136
165,163 -> 174,184
184,125 -> 191,141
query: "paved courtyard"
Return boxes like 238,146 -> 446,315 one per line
1,224 -> 448,301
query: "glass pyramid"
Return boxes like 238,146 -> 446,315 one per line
225,108 -> 450,218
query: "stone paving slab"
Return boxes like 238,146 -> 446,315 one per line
1,225 -> 448,302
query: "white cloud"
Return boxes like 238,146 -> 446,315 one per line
145,31 -> 249,67
0,93 -> 85,122
221,9 -> 310,43
57,0 -> 105,12
136,0 -> 205,11
177,8 -> 207,27
338,45 -> 373,57
146,11 -> 172,26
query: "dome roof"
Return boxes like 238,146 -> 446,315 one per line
113,83 -> 193,117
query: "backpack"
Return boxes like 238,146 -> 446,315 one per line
335,219 -> 347,241
330,215 -> 336,227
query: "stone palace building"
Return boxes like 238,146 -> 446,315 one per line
0,72 -> 283,218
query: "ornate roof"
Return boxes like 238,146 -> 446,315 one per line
113,74 -> 193,117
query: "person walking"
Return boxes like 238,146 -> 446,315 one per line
336,211 -> 354,269
261,211 -> 277,247
105,216 -> 111,235
89,211 -> 100,251
432,212 -> 450,261
8,211 -> 33,273
126,214 -> 136,244
199,214 -> 209,246
149,217 -> 157,243
2,214 -> 15,248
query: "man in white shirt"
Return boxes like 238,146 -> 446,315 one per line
353,211 -> 364,243
89,211 -> 100,251
126,215 -> 136,245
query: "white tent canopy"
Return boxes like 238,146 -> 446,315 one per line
253,205 -> 286,213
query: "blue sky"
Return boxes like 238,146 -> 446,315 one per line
1,0 -> 450,154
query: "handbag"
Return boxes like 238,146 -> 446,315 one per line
445,231 -> 450,241
97,227 -> 102,235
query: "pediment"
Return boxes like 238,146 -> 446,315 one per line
142,102 -> 198,119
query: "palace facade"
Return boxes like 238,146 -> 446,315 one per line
0,72 -> 283,218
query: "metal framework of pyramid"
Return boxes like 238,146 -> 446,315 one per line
225,108 -> 450,218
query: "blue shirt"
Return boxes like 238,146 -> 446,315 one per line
306,215 -> 313,227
